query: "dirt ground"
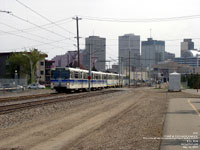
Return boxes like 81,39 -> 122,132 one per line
0,87 -> 171,150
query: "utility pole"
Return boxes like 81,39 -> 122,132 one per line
129,50 -> 131,87
141,63 -> 143,82
73,16 -> 82,68
121,57 -> 124,87
89,43 -> 92,91
128,36 -> 131,87
118,57 -> 121,87
126,59 -> 128,78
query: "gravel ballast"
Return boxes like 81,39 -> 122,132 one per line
0,87 -> 190,150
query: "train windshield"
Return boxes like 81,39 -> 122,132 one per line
51,68 -> 70,79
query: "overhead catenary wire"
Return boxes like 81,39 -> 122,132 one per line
0,29 -> 68,50
0,17 -> 73,35
81,14 -> 200,23
5,12 -> 76,42
0,38 -> 68,52
0,22 -> 73,47
16,0 -> 76,35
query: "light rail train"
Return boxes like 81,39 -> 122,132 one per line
50,67 -> 125,93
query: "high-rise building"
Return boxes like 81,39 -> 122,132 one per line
85,36 -> 106,71
118,34 -> 140,69
52,51 -> 77,67
141,38 -> 165,69
174,50 -> 200,67
181,39 -> 194,57
164,51 -> 175,61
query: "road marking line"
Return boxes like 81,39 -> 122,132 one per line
188,99 -> 200,117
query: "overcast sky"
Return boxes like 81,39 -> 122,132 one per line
1,0 -> 200,63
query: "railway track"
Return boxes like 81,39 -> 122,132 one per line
0,89 -> 122,115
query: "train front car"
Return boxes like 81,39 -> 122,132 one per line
51,67 -> 70,92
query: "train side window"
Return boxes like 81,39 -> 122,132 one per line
105,75 -> 108,80
79,72 -> 82,79
70,71 -> 74,78
92,73 -> 95,79
104,75 -> 107,80
83,73 -> 86,79
74,72 -> 79,78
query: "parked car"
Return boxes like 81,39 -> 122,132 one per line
16,85 -> 24,90
38,84 -> 45,89
27,83 -> 45,89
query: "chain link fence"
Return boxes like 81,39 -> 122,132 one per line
0,79 -> 27,91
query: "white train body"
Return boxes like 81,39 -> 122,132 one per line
51,67 -> 125,92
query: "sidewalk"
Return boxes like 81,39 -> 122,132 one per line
160,95 -> 200,149
182,89 -> 200,96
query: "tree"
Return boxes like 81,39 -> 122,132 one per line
8,49 -> 46,83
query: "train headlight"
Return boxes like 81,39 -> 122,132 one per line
66,82 -> 70,86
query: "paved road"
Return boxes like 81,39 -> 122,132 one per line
160,96 -> 200,150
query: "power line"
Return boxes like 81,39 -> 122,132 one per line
81,14 -> 200,23
0,10 -> 12,13
0,17 -> 73,35
0,29 -> 68,50
16,0 -> 76,35
0,38 -> 68,52
0,21 -> 70,46
5,12 -> 76,42
0,21 -> 78,49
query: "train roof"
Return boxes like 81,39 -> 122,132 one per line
67,67 -> 88,73
52,67 -> 121,76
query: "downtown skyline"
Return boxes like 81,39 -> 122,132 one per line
1,0 -> 200,61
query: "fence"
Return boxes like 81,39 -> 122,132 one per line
0,79 -> 27,88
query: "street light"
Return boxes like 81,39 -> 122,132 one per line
23,54 -> 33,84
